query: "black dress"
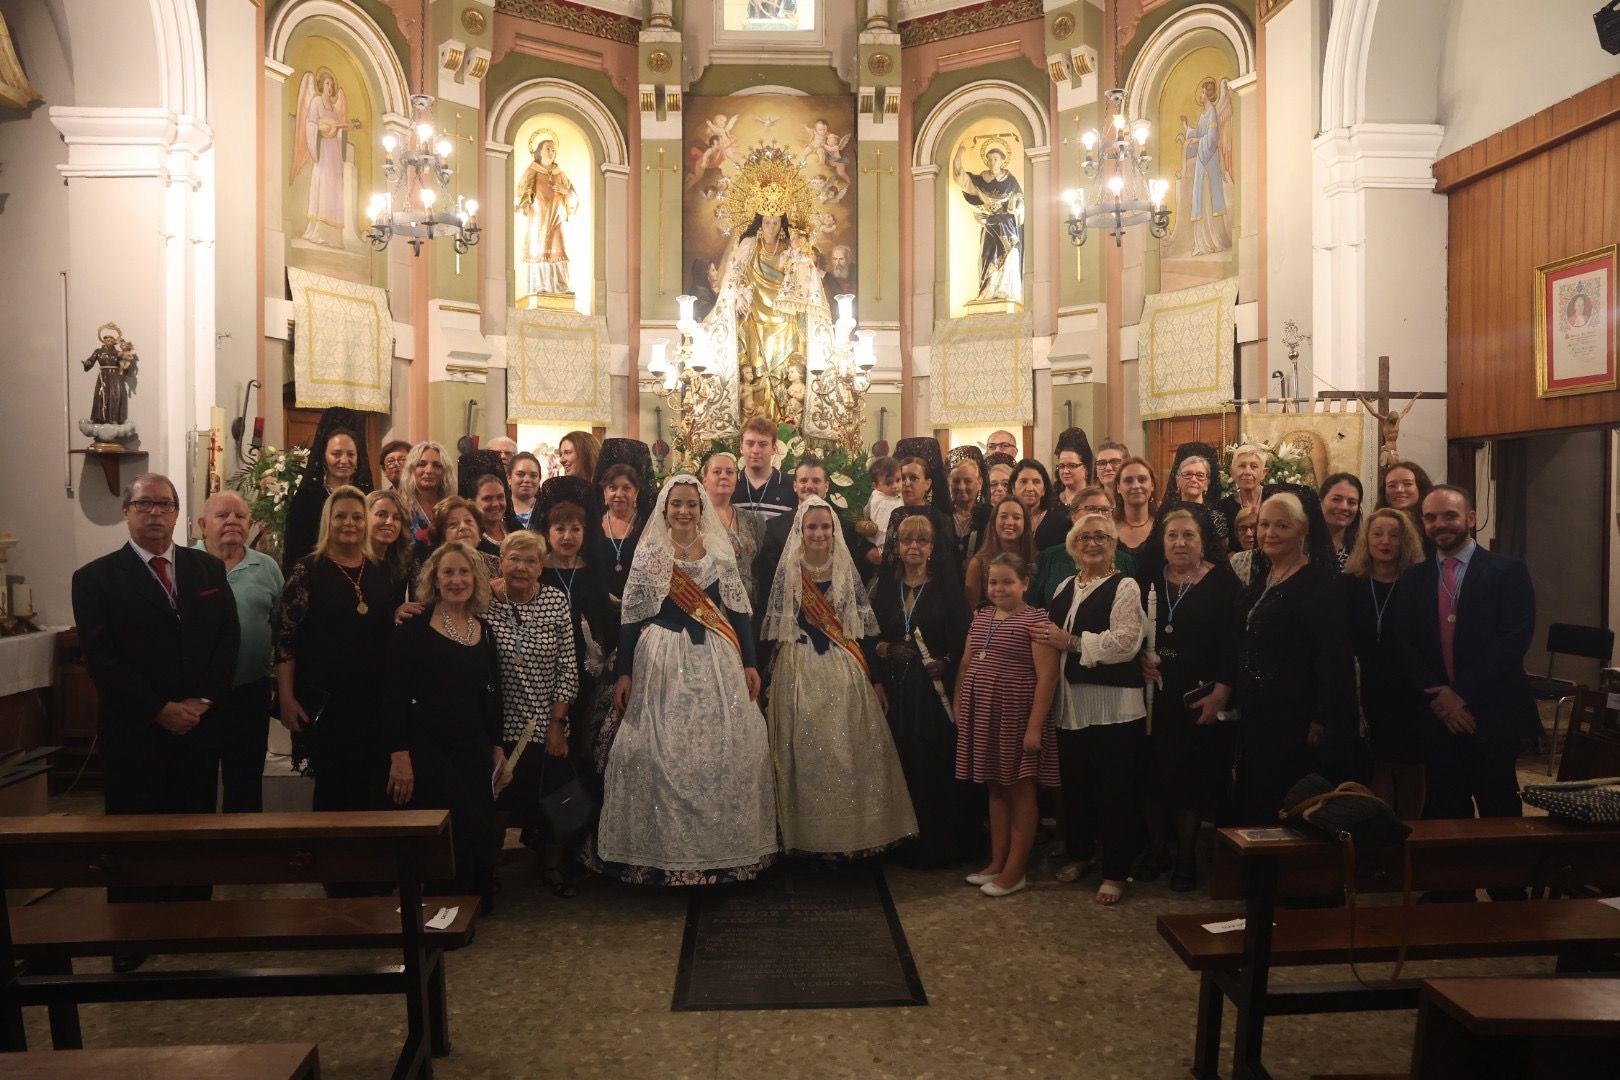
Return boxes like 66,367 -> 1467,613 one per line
385,611 -> 502,899
1343,574 -> 1427,766
592,518 -> 643,603
1143,563 -> 1240,818
276,556 -> 399,829
1032,507 -> 1071,552
541,563 -> 619,774
281,481 -> 330,572
1226,563 -> 1359,824
871,574 -> 977,866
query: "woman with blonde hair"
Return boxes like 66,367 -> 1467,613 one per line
1343,507 -> 1428,818
365,488 -> 414,592
276,486 -> 396,890
1034,513 -> 1146,905
1217,444 -> 1270,527
399,441 -> 457,544
486,530 -> 581,894
384,540 -> 503,903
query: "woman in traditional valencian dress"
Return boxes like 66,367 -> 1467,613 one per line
594,476 -> 778,884
760,497 -> 917,858
516,132 -> 579,299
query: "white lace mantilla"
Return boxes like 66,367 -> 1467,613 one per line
620,475 -> 752,624
761,495 -> 880,643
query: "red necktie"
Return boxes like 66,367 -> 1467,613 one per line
151,555 -> 176,604
1438,556 -> 1460,682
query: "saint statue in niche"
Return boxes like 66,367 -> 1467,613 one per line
291,69 -> 362,249
516,129 -> 580,300
952,138 -> 1024,307
1176,77 -> 1234,257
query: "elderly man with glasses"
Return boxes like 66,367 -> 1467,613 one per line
986,430 -> 1020,457
72,474 -> 241,941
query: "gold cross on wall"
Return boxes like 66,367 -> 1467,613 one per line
860,146 -> 896,299
644,146 -> 679,295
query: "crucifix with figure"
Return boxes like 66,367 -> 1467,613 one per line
1316,355 -> 1445,479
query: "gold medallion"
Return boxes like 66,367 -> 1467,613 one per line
357,600 -> 369,615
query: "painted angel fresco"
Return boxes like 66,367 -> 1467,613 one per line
1176,76 -> 1234,257
687,113 -> 738,190
290,69 -> 362,249
799,119 -> 852,184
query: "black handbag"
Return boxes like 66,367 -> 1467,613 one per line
1280,774 -> 1413,986
537,753 -> 597,846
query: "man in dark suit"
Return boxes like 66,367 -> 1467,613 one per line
1395,484 -> 1538,830
72,474 -> 240,917
753,456 -> 879,613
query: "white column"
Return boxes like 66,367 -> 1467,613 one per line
483,141 -> 513,336
1312,122 -> 1448,475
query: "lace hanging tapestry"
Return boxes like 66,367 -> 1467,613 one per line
1138,277 -> 1237,420
287,267 -> 393,412
929,310 -> 1033,426
506,306 -> 612,426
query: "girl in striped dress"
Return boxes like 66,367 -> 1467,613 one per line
954,552 -> 1061,897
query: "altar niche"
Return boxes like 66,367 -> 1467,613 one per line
512,113 -> 594,315
946,118 -> 1026,319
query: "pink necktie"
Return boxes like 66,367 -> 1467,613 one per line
1438,557 -> 1460,682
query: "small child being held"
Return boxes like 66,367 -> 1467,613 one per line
865,455 -> 903,549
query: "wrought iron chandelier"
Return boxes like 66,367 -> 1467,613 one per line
1063,88 -> 1170,247
366,94 -> 481,256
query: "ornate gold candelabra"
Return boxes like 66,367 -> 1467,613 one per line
806,293 -> 875,452
649,295 -> 729,461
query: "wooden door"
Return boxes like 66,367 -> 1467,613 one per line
1145,412 -> 1235,492
281,385 -> 382,489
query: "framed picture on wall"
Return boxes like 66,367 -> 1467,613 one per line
1535,244 -> 1617,399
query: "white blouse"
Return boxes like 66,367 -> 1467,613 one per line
1052,573 -> 1147,731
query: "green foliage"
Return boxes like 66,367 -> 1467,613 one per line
1217,439 -> 1314,495
695,422 -> 875,526
229,445 -> 309,559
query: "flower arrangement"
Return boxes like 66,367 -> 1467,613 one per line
701,422 -> 875,527
229,445 -> 309,559
1218,439 -> 1315,495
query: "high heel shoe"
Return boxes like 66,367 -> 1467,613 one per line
979,877 -> 1026,897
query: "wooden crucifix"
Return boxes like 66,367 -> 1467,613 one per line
1316,355 -> 1445,479
644,146 -> 680,294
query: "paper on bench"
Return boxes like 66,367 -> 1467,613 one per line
426,906 -> 459,930
1601,896 -> 1620,912
1202,918 -> 1246,934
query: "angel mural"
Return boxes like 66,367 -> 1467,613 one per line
952,139 -> 1025,307
516,129 -> 580,299
687,113 -> 738,191
290,69 -> 363,249
799,119 -> 852,185
1176,77 -> 1235,258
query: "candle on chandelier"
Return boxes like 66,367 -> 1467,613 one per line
648,338 -> 669,376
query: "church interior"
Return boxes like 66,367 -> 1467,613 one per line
2,1 -> 1620,1077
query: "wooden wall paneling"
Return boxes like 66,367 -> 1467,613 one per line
1437,74 -> 1620,441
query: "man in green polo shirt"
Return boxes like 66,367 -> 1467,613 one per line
195,491 -> 284,811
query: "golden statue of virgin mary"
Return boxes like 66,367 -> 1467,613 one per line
702,146 -> 833,433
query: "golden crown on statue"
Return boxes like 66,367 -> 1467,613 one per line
720,144 -> 817,237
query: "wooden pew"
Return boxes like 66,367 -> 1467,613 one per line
1156,818 -> 1620,1080
1411,976 -> 1620,1079
6,1042 -> 319,1078
0,812 -> 479,1080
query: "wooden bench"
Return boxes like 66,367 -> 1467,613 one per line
0,812 -> 479,1079
1157,818 -> 1620,1080
6,1042 -> 319,1078
1411,976 -> 1620,1079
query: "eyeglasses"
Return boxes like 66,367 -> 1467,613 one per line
1075,532 -> 1113,545
898,538 -> 932,547
128,499 -> 177,514
1095,457 -> 1124,470
987,440 -> 1017,452
1056,462 -> 1083,472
